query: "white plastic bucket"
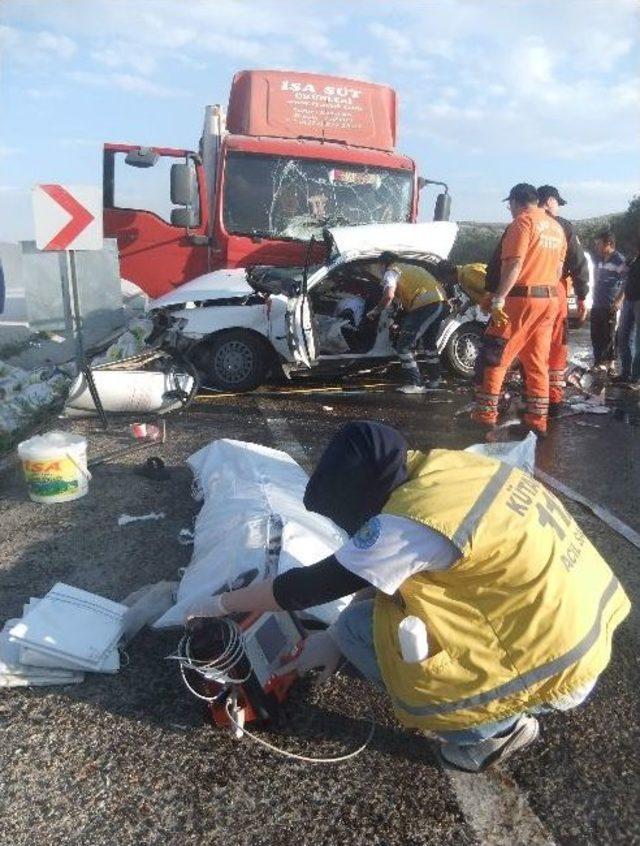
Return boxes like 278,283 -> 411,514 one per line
17,431 -> 90,504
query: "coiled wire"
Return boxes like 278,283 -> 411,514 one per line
169,618 -> 252,702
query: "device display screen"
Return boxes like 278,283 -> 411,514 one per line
255,616 -> 287,665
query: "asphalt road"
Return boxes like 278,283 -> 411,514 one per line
0,370 -> 638,846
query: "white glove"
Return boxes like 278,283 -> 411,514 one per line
276,629 -> 342,682
185,593 -> 227,625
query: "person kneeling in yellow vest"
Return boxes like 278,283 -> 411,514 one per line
186,422 -> 630,773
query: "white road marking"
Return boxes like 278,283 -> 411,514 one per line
446,768 -> 556,846
537,469 -> 640,551
256,397 -> 557,846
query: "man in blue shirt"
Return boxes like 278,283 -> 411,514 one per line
591,229 -> 626,369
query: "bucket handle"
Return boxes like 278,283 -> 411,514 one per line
65,451 -> 93,482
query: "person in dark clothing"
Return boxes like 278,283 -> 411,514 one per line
591,230 -> 627,369
537,185 -> 591,413
183,420 -> 629,773
615,239 -> 640,387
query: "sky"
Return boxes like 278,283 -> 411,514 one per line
1,0 -> 639,242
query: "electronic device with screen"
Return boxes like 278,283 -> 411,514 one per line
176,610 -> 305,734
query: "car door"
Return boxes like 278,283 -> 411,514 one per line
286,269 -> 318,368
103,144 -> 210,299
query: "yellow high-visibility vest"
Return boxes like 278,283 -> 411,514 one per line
388,262 -> 445,311
373,449 -> 630,733
457,263 -> 487,304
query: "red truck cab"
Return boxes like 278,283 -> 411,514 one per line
104,70 -> 439,299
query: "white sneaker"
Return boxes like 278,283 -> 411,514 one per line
439,715 -> 540,773
396,384 -> 427,394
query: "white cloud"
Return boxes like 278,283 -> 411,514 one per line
0,145 -> 20,157
0,24 -> 77,63
68,70 -> 185,98
91,44 -> 157,75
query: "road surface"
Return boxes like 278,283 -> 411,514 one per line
0,370 -> 638,846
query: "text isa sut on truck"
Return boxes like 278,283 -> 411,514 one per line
104,70 -> 466,391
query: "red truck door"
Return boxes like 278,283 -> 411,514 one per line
103,144 -> 210,299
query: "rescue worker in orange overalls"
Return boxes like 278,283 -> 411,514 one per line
468,183 -> 566,437
537,186 -> 591,415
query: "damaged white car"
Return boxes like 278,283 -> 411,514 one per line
148,222 -> 487,392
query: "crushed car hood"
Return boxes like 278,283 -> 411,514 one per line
325,221 -> 458,260
149,268 -> 252,308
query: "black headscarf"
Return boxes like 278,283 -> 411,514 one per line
304,421 -> 409,536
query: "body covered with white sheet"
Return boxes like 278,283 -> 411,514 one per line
154,439 -> 350,628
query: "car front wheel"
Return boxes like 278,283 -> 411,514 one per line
444,322 -> 485,378
198,330 -> 269,392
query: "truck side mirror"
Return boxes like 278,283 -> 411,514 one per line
171,163 -> 198,207
434,192 -> 451,221
170,207 -> 199,228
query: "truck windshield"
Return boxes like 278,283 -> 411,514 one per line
223,151 -> 413,242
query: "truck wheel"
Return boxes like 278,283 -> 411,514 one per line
444,323 -> 485,378
199,330 -> 269,392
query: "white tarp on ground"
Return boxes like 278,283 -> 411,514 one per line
153,439 -> 351,629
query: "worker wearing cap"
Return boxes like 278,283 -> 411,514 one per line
537,185 -> 591,414
470,183 -> 566,437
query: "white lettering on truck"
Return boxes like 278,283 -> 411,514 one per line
281,80 -> 362,100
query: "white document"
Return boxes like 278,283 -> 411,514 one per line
9,583 -> 127,671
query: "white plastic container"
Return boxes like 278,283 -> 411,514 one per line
17,431 -> 89,503
398,616 -> 429,663
64,370 -> 194,416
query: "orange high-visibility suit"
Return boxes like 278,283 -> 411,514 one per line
473,207 -> 566,433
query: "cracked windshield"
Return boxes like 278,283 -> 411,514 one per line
223,151 -> 413,241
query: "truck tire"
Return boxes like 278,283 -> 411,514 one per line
198,330 -> 270,392
444,322 -> 485,378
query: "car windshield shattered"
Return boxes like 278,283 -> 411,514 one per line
223,151 -> 413,242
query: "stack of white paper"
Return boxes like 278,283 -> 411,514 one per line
0,620 -> 84,687
6,583 -> 128,679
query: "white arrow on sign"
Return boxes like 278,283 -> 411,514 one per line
32,184 -> 103,251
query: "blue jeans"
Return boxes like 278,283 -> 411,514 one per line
333,600 -> 520,745
618,300 -> 640,380
395,302 -> 447,385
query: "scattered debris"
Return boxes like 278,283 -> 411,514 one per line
135,456 -> 170,481
0,360 -> 71,450
91,318 -> 154,365
118,512 -> 166,526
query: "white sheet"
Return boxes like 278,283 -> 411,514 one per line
153,439 -> 351,628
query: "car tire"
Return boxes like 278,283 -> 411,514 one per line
444,322 -> 485,378
197,330 -> 270,392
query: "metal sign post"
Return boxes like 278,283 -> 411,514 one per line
32,183 -> 108,427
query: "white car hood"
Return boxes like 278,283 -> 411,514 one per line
150,268 -> 252,308
326,221 -> 458,260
